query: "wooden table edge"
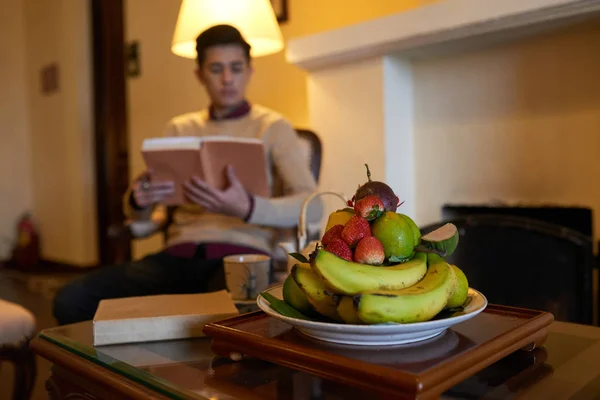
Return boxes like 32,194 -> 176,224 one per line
30,335 -> 179,400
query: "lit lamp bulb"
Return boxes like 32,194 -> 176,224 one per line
171,0 -> 284,59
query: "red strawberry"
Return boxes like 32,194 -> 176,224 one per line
354,195 -> 384,221
354,236 -> 385,265
325,238 -> 353,261
341,215 -> 371,248
321,224 -> 344,247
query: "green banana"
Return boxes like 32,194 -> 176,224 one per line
282,274 -> 313,315
336,296 -> 363,324
446,264 -> 469,309
356,254 -> 456,324
291,265 -> 342,322
311,250 -> 427,295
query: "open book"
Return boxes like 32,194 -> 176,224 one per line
141,136 -> 270,205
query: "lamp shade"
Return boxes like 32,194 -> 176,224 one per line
171,0 -> 284,59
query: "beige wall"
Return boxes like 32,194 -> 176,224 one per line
125,0 -> 438,258
22,0 -> 97,266
413,20 -> 600,238
250,0 -> 439,127
0,0 -> 33,260
307,58 -> 388,226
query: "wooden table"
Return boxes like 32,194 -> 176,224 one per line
31,319 -> 600,399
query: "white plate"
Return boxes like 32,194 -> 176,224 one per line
257,286 -> 487,346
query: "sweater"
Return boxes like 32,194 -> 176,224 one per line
123,105 -> 322,255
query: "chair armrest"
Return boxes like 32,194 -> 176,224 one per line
107,215 -> 167,241
128,219 -> 165,239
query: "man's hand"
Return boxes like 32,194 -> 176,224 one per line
183,165 -> 251,219
131,171 -> 175,209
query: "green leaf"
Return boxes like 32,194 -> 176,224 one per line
366,208 -> 384,221
260,292 -> 311,320
289,252 -> 309,263
388,255 -> 409,263
433,296 -> 473,320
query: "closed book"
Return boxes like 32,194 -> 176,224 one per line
93,291 -> 239,346
141,136 -> 270,205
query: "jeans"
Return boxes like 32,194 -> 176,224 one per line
53,246 -> 227,325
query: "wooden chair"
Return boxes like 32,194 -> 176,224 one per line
296,129 -> 322,184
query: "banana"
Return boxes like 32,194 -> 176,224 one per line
282,274 -> 313,315
446,264 -> 469,309
291,265 -> 342,322
311,250 -> 427,296
356,254 -> 456,324
336,296 -> 363,324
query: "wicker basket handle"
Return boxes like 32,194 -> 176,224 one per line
297,191 -> 348,251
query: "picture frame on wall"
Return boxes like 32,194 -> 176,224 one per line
271,0 -> 288,23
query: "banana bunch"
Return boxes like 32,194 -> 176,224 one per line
276,166 -> 470,324
282,250 -> 469,324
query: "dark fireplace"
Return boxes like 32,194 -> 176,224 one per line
420,204 -> 597,325
442,204 -> 594,238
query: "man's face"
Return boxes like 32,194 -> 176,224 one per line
196,45 -> 252,109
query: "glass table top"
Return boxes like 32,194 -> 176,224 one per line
38,319 -> 600,399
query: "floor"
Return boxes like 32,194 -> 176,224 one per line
0,266 -> 86,400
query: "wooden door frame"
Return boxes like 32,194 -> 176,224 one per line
91,0 -> 131,265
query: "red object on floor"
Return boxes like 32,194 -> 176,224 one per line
11,213 -> 40,269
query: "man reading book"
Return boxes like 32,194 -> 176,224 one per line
53,24 -> 322,325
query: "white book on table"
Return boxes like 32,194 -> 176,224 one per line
93,290 -> 239,346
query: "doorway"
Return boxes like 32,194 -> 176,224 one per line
91,0 -> 131,265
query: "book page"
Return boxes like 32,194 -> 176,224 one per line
142,136 -> 203,151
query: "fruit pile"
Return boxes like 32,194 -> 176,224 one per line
266,165 -> 470,325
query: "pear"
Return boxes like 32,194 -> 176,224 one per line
324,208 -> 354,232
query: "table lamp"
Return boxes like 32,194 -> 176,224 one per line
171,0 -> 285,59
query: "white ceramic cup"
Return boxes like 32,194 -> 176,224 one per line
223,254 -> 271,300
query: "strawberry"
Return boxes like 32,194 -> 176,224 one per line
354,236 -> 385,265
321,224 -> 344,247
354,195 -> 384,221
325,238 -> 353,261
341,215 -> 371,247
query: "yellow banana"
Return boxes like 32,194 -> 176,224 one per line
356,254 -> 456,324
336,296 -> 363,324
291,265 -> 342,322
311,250 -> 427,295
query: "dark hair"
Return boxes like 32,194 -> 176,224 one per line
195,24 -> 251,67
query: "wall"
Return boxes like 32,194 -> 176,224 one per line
22,0 -> 97,266
251,0 -> 439,127
125,0 -> 439,258
0,0 -> 33,260
412,20 -> 600,238
307,58 -> 387,220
